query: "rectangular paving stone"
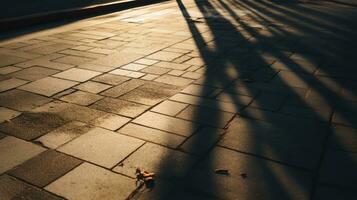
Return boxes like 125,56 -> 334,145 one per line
133,111 -> 197,137
77,63 -> 114,72
53,56 -> 93,65
0,78 -> 28,92
170,93 -> 240,113
155,74 -> 193,86
19,41 -> 56,51
177,105 -> 234,128
46,163 -> 136,200
53,68 -> 101,82
13,53 -> 62,68
119,84 -> 178,106
0,174 -> 64,200
74,81 -> 111,93
182,71 -> 203,79
22,60 -> 74,71
10,66 -> 59,81
127,71 -> 146,78
272,57 -> 318,74
135,58 -> 159,65
141,66 -> 170,75
58,127 -> 144,168
219,117 -> 327,169
187,147 -> 312,200
9,150 -> 82,187
141,74 -> 159,80
113,143 -> 194,178
30,43 -> 73,55
33,101 -> 107,123
0,66 -> 21,74
100,79 -> 145,97
118,123 -> 185,148
81,30 -> 117,37
121,63 -> 147,71
89,113 -> 130,131
120,45 -> 166,55
0,112 -> 67,141
88,48 -> 116,55
272,70 -> 312,89
0,54 -> 27,67
173,54 -> 192,64
60,49 -> 104,59
19,77 -> 78,96
0,107 -> 20,123
92,73 -> 130,85
151,100 -> 188,116
36,121 -> 93,149
109,68 -> 132,76
69,33 -> 109,40
186,65 -> 200,72
0,136 -> 45,174
168,69 -> 185,76
215,92 -> 254,105
184,57 -> 205,67
249,92 -> 287,111
60,91 -> 103,106
224,84 -> 260,97
0,48 -> 42,59
0,89 -> 51,111
318,150 -> 357,188
147,51 -> 182,61
91,51 -> 143,67
180,126 -> 224,155
154,61 -> 191,70
91,97 -> 149,118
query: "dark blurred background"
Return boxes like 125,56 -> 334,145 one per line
1,0 -> 126,20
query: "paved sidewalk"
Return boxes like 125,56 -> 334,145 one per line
0,0 -> 356,199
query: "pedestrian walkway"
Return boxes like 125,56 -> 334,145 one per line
0,0 -> 356,199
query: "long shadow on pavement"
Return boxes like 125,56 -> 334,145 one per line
134,0 -> 357,199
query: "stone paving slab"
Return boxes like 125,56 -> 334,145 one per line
58,127 -> 144,168
0,78 -> 28,92
0,136 -> 45,174
219,117 -> 327,170
53,68 -> 102,82
0,174 -> 64,200
19,77 -> 78,96
91,97 -> 149,117
187,147 -> 313,200
0,112 -> 67,140
0,107 -> 20,123
118,123 -> 185,148
46,163 -> 136,200
36,121 -> 93,149
9,150 -> 82,187
133,111 -> 197,137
